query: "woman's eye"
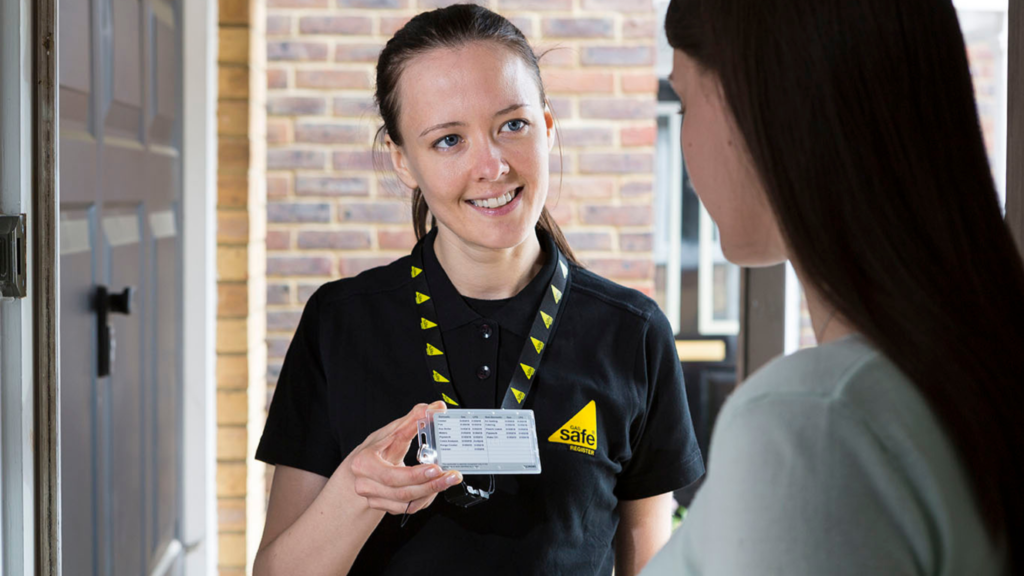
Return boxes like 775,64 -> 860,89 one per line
502,119 -> 528,133
434,135 -> 461,150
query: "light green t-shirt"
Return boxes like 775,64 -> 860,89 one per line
643,335 -> 1005,576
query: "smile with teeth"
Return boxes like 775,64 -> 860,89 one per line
469,187 -> 523,209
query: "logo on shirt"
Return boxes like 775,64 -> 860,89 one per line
548,400 -> 597,456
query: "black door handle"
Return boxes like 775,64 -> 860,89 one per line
97,286 -> 134,377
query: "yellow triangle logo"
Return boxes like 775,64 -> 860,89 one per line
531,337 -> 544,354
415,292 -> 431,304
426,343 -> 444,356
548,400 -> 597,455
540,311 -> 554,329
511,387 -> 526,404
433,370 -> 449,383
551,285 -> 562,304
411,266 -> 423,278
560,261 -> 568,278
421,317 -> 437,330
442,393 -> 459,406
520,363 -> 535,380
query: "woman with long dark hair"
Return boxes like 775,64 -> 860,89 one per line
252,5 -> 703,575
644,0 -> 1023,574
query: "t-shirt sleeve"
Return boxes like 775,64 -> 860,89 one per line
645,395 -> 925,576
255,289 -> 342,478
615,310 -> 705,500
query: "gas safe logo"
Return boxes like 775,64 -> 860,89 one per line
548,400 -> 597,456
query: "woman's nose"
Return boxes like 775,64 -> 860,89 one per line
473,141 -> 509,182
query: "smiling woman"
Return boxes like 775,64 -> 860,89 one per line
251,5 -> 704,576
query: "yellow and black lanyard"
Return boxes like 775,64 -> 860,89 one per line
410,239 -> 571,507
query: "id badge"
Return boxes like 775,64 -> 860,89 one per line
416,409 -> 542,475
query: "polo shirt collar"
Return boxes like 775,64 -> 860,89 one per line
421,227 -> 556,338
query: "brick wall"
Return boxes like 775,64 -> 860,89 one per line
264,0 -> 660,425
217,0 -> 268,574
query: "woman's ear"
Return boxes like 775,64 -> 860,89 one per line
386,135 -> 419,191
543,103 -> 556,153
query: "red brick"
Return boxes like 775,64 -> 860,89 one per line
295,175 -> 370,196
333,150 -> 378,171
266,311 -> 303,332
267,230 -> 292,250
267,96 -> 327,116
544,202 -> 574,226
338,202 -> 409,224
555,177 -> 615,198
267,119 -> 291,145
267,68 -> 288,89
267,202 -> 332,223
267,149 -> 326,170
339,256 -> 398,277
564,231 -> 612,251
297,283 -> 319,303
295,69 -> 371,90
294,122 -> 367,144
267,255 -> 333,276
580,98 -> 656,120
620,232 -> 653,252
498,0 -> 572,9
268,0 -> 326,6
621,180 -> 653,197
377,229 -> 417,250
547,98 -> 573,120
621,125 -> 657,147
535,45 -> 577,67
333,97 -> 378,118
580,205 -> 652,226
297,230 -> 373,250
623,17 -> 656,39
267,174 -> 292,198
542,70 -> 614,94
419,0 -> 474,7
581,0 -> 653,11
581,46 -> 654,67
268,41 -> 329,62
509,16 -> 536,39
556,127 -> 614,147
622,73 -> 658,94
298,16 -> 372,35
334,43 -> 384,63
266,15 -> 291,35
266,283 -> 292,305
549,152 -> 573,175
585,258 -> 653,279
542,18 -> 613,39
380,17 -> 412,36
337,0 -> 407,7
579,152 -> 653,174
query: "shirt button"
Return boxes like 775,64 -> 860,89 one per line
479,323 -> 493,339
476,365 -> 491,380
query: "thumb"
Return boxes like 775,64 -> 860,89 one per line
381,400 -> 446,464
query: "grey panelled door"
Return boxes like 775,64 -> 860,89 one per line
58,0 -> 185,575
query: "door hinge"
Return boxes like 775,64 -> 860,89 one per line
0,214 -> 28,300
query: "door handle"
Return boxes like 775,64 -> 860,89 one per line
97,286 -> 134,377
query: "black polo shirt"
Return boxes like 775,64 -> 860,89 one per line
256,229 -> 704,575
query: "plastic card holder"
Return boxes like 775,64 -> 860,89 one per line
417,409 -> 542,475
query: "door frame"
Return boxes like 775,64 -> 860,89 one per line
181,0 -> 219,574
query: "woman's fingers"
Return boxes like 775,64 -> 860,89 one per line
380,400 -> 446,464
353,468 -> 463,508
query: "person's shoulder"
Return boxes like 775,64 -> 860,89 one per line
308,254 -> 415,309
570,265 -> 663,324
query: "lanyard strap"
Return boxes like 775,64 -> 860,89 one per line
410,238 -> 571,410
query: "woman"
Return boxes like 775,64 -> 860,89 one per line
644,0 -> 1023,574
252,5 -> 703,576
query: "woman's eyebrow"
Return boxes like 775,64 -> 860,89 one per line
494,103 -> 527,117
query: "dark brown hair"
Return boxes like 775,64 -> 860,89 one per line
373,4 -> 577,264
667,0 -> 1024,567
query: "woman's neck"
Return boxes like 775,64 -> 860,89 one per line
433,227 -> 544,300
792,265 -> 856,345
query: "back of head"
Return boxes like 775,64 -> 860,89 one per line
666,0 -> 1024,567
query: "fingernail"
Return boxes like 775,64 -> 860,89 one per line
446,472 -> 463,485
425,466 -> 440,479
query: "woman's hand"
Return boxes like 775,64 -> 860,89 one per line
344,401 -> 463,515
